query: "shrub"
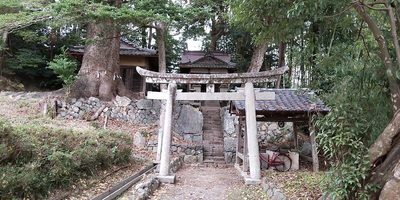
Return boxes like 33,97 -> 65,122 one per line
47,51 -> 78,86
315,54 -> 391,199
0,119 -> 133,199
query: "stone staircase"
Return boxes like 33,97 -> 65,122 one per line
201,102 -> 226,167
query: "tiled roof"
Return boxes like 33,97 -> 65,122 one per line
179,51 -> 235,69
69,39 -> 157,56
232,89 -> 330,114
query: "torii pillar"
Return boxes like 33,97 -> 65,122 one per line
244,82 -> 261,184
157,83 -> 177,183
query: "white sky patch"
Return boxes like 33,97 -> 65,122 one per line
186,39 -> 203,50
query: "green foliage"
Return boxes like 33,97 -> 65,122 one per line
48,52 -> 78,86
0,119 -> 133,199
229,0 -> 307,44
6,48 -> 46,70
315,45 -> 392,198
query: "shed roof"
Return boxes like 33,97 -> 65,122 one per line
179,51 -> 235,69
69,39 -> 157,57
230,89 -> 329,120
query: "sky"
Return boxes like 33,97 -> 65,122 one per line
186,38 -> 203,50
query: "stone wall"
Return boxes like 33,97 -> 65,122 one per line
56,96 -> 203,136
220,107 -> 294,164
129,156 -> 184,200
57,96 -> 161,124
57,96 -> 205,162
257,122 -> 293,149
146,141 -> 203,163
220,107 -> 237,164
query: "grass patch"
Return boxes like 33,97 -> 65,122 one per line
0,118 -> 133,199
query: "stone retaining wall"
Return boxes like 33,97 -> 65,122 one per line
130,156 -> 184,200
220,106 -> 294,164
146,141 -> 203,163
220,107 -> 237,163
56,96 -> 203,136
57,97 -> 161,124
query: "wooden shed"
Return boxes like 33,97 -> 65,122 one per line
230,89 -> 330,172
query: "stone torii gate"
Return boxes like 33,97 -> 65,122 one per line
136,66 -> 288,184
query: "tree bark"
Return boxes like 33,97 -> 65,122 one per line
71,21 -> 118,100
141,27 -> 147,48
276,41 -> 286,88
368,111 -> 400,199
209,18 -> 224,52
353,2 -> 400,112
0,31 -> 8,74
247,43 -> 268,72
71,0 -> 126,100
156,22 -> 167,90
148,27 -> 153,49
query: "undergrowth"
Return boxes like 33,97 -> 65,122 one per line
0,119 -> 133,199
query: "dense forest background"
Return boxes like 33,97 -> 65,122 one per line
1,0 -> 400,199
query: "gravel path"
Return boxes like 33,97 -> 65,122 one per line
150,166 -> 243,200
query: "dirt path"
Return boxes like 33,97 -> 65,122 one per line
150,166 -> 243,200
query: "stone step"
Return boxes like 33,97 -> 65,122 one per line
203,138 -> 223,143
204,156 -> 225,161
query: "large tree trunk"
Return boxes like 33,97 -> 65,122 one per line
209,18 -> 222,51
71,20 -> 120,100
156,22 -> 167,90
276,41 -> 286,88
247,43 -> 268,72
368,110 -> 400,199
0,31 -> 8,74
70,0 -> 127,100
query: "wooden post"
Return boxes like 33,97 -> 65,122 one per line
244,82 -> 261,182
293,122 -> 299,150
206,84 -> 215,93
243,122 -> 249,172
309,119 -> 319,172
235,116 -> 241,165
159,83 -> 177,178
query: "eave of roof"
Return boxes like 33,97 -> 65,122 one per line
231,89 -> 330,116
69,40 -> 157,57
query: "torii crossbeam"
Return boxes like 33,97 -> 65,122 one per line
137,66 -> 288,184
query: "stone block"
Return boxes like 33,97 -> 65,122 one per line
289,151 -> 299,171
224,137 -> 236,152
114,95 -> 131,107
173,105 -> 203,135
157,174 -> 176,184
184,155 -> 198,163
245,178 -> 261,185
134,132 -> 147,148
136,99 -> 153,110
192,134 -> 203,143
183,134 -> 193,142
